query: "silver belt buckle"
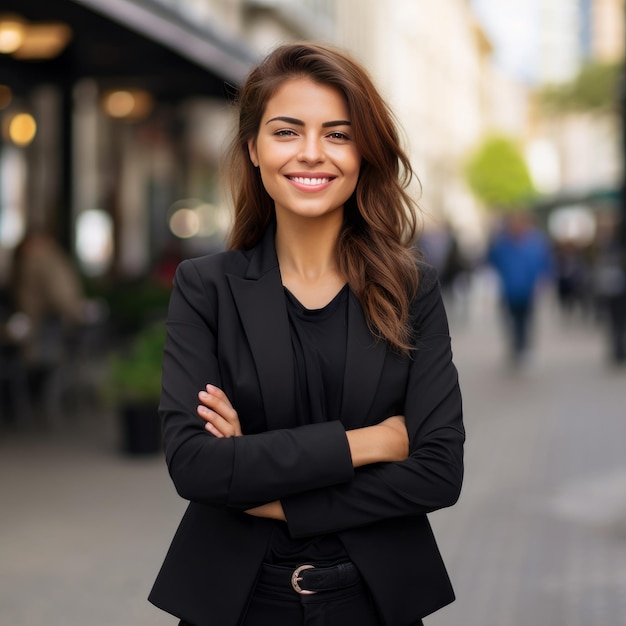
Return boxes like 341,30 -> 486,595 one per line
291,564 -> 317,595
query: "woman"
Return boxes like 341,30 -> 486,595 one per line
149,42 -> 464,626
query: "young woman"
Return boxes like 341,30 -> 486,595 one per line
149,42 -> 464,626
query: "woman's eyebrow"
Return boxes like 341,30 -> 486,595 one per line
265,116 -> 352,128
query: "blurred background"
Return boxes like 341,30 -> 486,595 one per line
0,1 -> 625,625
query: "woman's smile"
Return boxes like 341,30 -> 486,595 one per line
286,173 -> 336,191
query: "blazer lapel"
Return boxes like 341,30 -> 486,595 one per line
226,226 -> 296,431
340,291 -> 388,428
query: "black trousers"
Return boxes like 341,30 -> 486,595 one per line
503,298 -> 534,360
178,563 -> 425,625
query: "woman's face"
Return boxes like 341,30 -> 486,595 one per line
248,77 -> 361,224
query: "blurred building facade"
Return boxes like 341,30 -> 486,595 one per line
539,0 -> 585,84
590,0 -> 626,62
336,0 -> 530,256
527,0 -> 625,240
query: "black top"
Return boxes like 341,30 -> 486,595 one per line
266,284 -> 350,566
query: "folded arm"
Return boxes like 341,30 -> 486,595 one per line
194,267 -> 463,532
196,383 -> 409,520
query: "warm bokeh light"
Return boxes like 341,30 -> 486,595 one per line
169,208 -> 201,239
104,91 -> 135,118
0,14 -> 25,54
12,23 -> 72,60
102,89 -> 154,120
0,13 -> 71,59
6,112 -> 37,146
167,199 -> 223,239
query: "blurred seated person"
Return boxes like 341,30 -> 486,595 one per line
9,230 -> 87,391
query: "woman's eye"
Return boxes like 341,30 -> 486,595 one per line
327,131 -> 350,141
274,129 -> 297,137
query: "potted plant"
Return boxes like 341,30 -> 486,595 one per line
107,322 -> 165,455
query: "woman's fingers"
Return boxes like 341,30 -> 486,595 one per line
198,405 -> 235,437
197,402 -> 239,437
198,392 -> 235,421
197,385 -> 242,436
203,384 -> 234,409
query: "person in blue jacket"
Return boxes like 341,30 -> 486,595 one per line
487,211 -> 553,366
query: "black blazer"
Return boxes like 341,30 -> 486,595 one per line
149,225 -> 465,626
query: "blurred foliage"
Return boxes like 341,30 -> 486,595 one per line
106,322 -> 165,405
538,61 -> 623,114
464,135 -> 536,211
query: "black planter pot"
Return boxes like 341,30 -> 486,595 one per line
120,404 -> 162,455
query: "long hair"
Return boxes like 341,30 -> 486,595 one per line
224,42 -> 421,354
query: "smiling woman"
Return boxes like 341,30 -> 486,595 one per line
247,78 -> 361,258
149,42 -> 464,626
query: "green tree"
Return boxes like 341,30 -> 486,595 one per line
464,135 -> 536,211
538,61 -> 623,113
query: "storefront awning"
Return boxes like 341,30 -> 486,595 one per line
70,0 -> 257,84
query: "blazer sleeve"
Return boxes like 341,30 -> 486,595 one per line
159,259 -> 354,509
281,269 -> 465,537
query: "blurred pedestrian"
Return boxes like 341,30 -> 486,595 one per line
590,214 -> 626,364
418,222 -> 471,324
487,211 -> 553,367
149,43 -> 464,626
554,239 -> 589,319
419,222 -> 468,295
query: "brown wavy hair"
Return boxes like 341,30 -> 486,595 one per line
225,42 -> 421,353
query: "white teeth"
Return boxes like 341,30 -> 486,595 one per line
290,176 -> 330,185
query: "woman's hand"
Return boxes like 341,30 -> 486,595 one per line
197,385 -> 242,437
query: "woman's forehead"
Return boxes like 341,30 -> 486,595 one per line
261,78 -> 350,121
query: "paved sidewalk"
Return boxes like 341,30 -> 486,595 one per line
429,287 -> 626,626
0,421 -> 183,626
1,286 -> 625,626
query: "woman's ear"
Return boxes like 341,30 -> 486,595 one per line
247,138 -> 259,167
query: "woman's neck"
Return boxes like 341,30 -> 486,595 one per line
275,213 -> 346,308
275,213 -> 342,279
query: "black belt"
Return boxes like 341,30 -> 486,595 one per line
260,562 -> 361,595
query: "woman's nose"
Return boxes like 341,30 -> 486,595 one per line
298,135 -> 325,164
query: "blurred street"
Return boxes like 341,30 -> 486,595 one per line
1,277 -> 626,626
